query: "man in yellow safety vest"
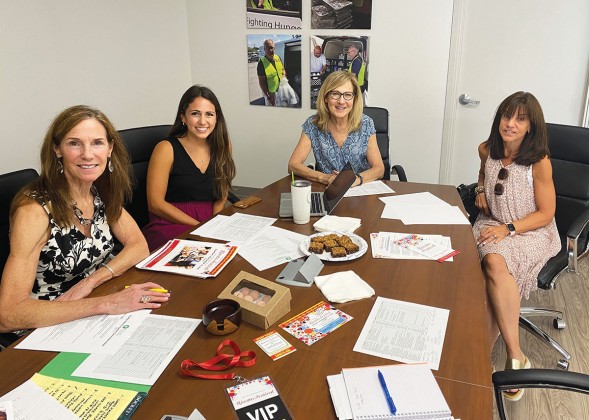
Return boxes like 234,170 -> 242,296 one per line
257,39 -> 286,106
347,45 -> 366,93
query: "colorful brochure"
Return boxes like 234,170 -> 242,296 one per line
253,330 -> 296,361
136,238 -> 238,278
394,234 -> 459,262
226,375 -> 292,420
279,301 -> 353,346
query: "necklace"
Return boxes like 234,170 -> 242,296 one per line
72,202 -> 92,226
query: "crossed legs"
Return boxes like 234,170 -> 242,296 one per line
482,253 -> 524,363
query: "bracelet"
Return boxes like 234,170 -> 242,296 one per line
102,263 -> 116,279
474,186 -> 485,195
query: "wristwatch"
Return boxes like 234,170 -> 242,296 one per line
506,223 -> 516,236
356,172 -> 364,185
474,186 -> 485,195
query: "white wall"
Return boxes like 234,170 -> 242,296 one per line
0,0 -> 192,173
442,0 -> 589,186
186,1 -> 454,187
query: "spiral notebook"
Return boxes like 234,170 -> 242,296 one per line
340,364 -> 452,419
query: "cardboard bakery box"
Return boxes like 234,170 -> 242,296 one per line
219,271 -> 291,329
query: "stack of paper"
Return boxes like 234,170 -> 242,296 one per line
371,232 -> 459,262
380,192 -> 469,225
327,364 -> 452,419
313,215 -> 361,233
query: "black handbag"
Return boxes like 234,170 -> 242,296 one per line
457,183 -> 479,225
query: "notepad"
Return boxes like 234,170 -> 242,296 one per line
341,364 -> 452,419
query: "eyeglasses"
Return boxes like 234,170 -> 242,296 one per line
494,168 -> 509,195
329,91 -> 355,101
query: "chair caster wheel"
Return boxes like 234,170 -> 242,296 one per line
553,317 -> 566,329
557,359 -> 569,371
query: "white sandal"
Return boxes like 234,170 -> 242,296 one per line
502,355 -> 531,401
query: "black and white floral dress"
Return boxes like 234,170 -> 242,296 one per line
28,190 -> 114,300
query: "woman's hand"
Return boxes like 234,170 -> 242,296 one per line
475,192 -> 490,216
477,225 -> 509,246
323,171 -> 337,185
104,282 -> 170,315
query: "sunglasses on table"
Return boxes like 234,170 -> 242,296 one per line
494,168 -> 509,195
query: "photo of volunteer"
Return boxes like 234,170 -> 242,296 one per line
288,70 -> 384,185
0,105 -> 166,333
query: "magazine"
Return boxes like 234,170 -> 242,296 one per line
136,239 -> 238,278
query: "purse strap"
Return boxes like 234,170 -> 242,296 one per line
180,339 -> 256,380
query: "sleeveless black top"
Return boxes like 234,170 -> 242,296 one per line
164,137 -> 217,202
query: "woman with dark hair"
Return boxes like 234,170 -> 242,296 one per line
288,70 -> 383,186
142,85 -> 236,251
473,92 -> 560,401
0,105 -> 166,332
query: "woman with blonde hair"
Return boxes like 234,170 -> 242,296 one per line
0,105 -> 166,333
288,70 -> 383,185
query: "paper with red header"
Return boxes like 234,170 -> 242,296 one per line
136,239 -> 238,278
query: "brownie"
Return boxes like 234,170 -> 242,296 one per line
323,239 -> 339,251
342,241 -> 359,254
330,246 -> 347,258
308,241 -> 325,254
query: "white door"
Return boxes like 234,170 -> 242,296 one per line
441,0 -> 589,186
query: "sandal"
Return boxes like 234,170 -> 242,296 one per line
502,355 -> 531,401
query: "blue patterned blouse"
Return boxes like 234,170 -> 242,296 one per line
302,114 -> 376,174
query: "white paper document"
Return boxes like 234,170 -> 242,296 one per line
238,225 -> 306,271
379,192 -> 469,225
353,297 -> 449,370
326,374 -> 353,420
15,310 -> 151,354
73,314 -> 200,385
0,379 -> 78,420
371,232 -> 454,261
344,180 -> 395,197
191,213 -> 276,245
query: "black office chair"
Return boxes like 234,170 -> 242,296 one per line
118,125 -> 172,230
518,123 -> 589,370
362,106 -> 407,181
0,168 -> 39,350
493,369 -> 589,419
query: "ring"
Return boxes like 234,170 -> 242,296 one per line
493,235 -> 497,239
140,295 -> 151,303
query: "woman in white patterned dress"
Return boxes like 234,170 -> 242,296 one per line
473,92 -> 560,401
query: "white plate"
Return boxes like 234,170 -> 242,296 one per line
299,232 -> 368,262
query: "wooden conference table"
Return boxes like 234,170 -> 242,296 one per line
0,177 -> 493,419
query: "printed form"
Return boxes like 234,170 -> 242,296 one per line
353,297 -> 449,370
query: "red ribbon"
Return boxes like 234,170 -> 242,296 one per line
180,339 -> 256,380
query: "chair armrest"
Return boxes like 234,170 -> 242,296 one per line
0,332 -> 20,350
566,207 -> 589,272
391,164 -> 407,182
493,369 -> 589,393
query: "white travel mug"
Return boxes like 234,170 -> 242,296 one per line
291,180 -> 312,224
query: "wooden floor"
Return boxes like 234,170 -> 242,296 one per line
492,255 -> 589,419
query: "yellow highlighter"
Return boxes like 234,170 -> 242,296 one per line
125,286 -> 170,293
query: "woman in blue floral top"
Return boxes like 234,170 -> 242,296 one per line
288,71 -> 384,186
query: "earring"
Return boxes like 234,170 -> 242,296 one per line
108,157 -> 114,173
57,158 -> 64,174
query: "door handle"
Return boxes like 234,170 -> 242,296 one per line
459,94 -> 480,106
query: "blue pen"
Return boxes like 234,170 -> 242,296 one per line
378,370 -> 397,415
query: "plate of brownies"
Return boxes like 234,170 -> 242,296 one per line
300,232 -> 368,262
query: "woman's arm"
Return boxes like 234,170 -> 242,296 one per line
475,141 -> 491,216
57,208 -> 150,301
0,203 -> 166,332
509,157 -> 556,233
288,131 -> 335,185
352,133 -> 384,186
146,140 -> 200,225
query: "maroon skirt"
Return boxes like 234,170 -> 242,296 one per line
142,201 -> 214,251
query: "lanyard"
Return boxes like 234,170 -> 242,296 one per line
180,339 -> 256,380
